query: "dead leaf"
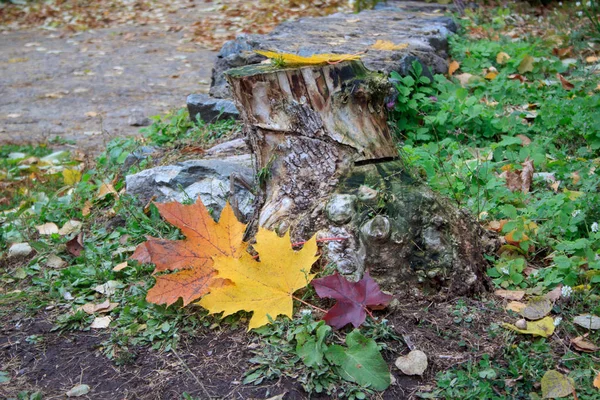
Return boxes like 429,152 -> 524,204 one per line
494,289 -> 525,300
496,51 -> 511,64
552,47 -> 572,58
90,316 -> 111,329
521,297 -> 553,320
573,314 -> 600,330
58,220 -> 82,235
66,384 -> 90,397
570,336 -> 599,352
541,370 -> 574,399
36,222 -> 59,235
503,316 -> 555,337
448,60 -> 460,76
454,73 -> 474,86
505,159 -> 534,193
93,280 -> 121,297
508,74 -> 527,83
395,350 -> 428,376
556,73 -> 574,90
484,71 -> 498,80
506,301 -> 527,313
594,371 -> 600,389
97,183 -> 118,199
371,40 -> 408,51
46,254 -> 66,269
544,285 -> 562,301
586,56 -> 598,63
66,233 -> 84,256
112,261 -> 128,272
517,134 -> 532,146
518,55 -> 535,74
571,172 -> 580,185
82,200 -> 92,216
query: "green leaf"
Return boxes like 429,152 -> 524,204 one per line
325,329 -> 390,391
296,322 -> 331,367
518,55 -> 535,74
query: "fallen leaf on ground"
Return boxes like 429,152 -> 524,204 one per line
66,384 -> 90,397
496,51 -> 510,64
66,233 -> 84,256
556,73 -> 574,90
255,50 -> 361,66
97,183 -> 118,199
518,55 -> 535,74
63,169 -> 81,185
516,134 -> 532,146
90,316 -> 111,329
395,350 -> 428,376
454,73 -> 474,86
81,300 -> 116,314
485,71 -> 498,80
586,56 -> 598,63
541,370 -> 574,399
494,289 -> 525,300
326,329 -> 390,391
142,200 -> 246,306
448,60 -> 460,76
552,47 -> 572,58
58,220 -> 82,235
594,371 -> 600,388
505,159 -> 534,193
85,111 -> 98,117
371,40 -> 408,51
82,200 -> 92,216
36,222 -> 59,235
570,336 -> 599,352
506,301 -> 527,313
521,297 -> 553,320
544,286 -> 562,301
93,280 -> 121,297
199,228 -> 319,330
45,254 -> 66,269
312,272 -> 393,329
112,262 -> 128,272
503,316 -> 555,337
573,314 -> 600,330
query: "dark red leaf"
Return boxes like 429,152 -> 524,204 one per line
312,272 -> 393,329
66,232 -> 84,256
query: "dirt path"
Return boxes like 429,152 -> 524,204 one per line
0,1 -> 218,153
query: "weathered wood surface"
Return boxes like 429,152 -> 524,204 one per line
226,60 -> 396,236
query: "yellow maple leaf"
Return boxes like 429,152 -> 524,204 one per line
371,40 -> 409,51
255,50 -> 361,66
199,228 -> 319,330
63,168 -> 81,185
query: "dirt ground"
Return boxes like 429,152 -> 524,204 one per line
0,1 -> 217,154
0,294 -> 506,399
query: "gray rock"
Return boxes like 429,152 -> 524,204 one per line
187,93 -> 239,123
203,138 -> 249,159
8,242 -> 33,258
209,1 -> 457,98
326,194 -> 357,225
122,146 -> 158,171
125,156 -> 255,220
128,109 -> 151,127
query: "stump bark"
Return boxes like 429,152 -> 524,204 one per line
225,60 -> 493,299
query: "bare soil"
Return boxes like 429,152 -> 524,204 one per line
0,296 -> 505,399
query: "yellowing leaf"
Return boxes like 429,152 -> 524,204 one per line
97,183 -> 118,199
594,371 -> 600,389
199,228 -> 319,330
502,316 -> 555,337
143,200 -> 246,306
485,71 -> 498,80
563,189 -> 583,201
255,50 -> 361,66
541,370 -> 574,399
586,56 -> 598,63
112,262 -> 128,272
371,40 -> 408,51
82,200 -> 92,216
63,169 -> 81,185
496,51 -> 511,64
448,60 -> 460,76
506,301 -> 527,313
518,55 -> 535,74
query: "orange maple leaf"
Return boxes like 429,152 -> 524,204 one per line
132,199 -> 247,306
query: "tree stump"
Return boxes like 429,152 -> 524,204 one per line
226,60 -> 493,299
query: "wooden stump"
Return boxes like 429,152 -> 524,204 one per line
225,60 -> 494,298
226,60 -> 396,237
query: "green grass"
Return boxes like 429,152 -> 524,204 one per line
387,4 -> 600,398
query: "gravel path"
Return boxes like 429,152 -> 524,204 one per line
0,2 -> 217,153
